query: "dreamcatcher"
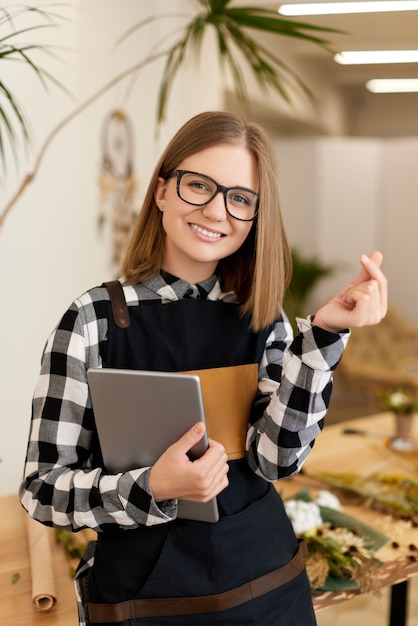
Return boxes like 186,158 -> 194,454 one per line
97,109 -> 138,270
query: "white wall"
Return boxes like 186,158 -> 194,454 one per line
0,0 -> 223,496
276,137 -> 418,324
380,139 -> 418,322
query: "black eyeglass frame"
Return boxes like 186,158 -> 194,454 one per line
165,169 -> 259,222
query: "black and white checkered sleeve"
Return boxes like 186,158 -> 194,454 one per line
246,314 -> 350,482
19,289 -> 176,532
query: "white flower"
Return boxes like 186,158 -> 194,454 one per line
391,391 -> 410,408
284,499 -> 323,535
315,490 -> 343,511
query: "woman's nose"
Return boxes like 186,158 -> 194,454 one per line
201,191 -> 228,221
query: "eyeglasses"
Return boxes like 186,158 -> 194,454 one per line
166,169 -> 259,222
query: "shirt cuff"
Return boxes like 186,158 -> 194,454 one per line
118,467 -> 178,524
295,316 -> 350,371
143,468 -> 178,519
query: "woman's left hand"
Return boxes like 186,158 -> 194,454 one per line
313,250 -> 388,333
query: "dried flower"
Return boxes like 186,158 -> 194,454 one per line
351,560 -> 381,595
300,523 -> 382,593
304,470 -> 418,519
305,552 -> 329,589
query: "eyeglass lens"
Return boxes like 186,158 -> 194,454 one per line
177,171 -> 258,221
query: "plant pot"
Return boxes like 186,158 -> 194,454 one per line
389,412 -> 418,452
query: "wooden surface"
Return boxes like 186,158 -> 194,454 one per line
0,496 -> 80,626
279,411 -> 418,611
1,412 -> 418,623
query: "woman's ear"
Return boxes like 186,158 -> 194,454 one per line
154,177 -> 167,212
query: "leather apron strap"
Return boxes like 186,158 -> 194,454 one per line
88,540 -> 308,623
104,280 -> 130,328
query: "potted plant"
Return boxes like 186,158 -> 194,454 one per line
378,388 -> 418,452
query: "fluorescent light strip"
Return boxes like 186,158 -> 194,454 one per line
366,78 -> 418,92
335,50 -> 418,64
279,2 -> 418,16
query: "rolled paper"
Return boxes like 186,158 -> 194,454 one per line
25,515 -> 57,611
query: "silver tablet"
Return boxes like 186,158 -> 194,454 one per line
87,368 -> 219,523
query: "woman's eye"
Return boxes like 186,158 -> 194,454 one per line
194,181 -> 208,191
230,192 -> 250,206
189,179 -> 210,193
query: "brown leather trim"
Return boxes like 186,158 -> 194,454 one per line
184,364 -> 258,460
104,280 -> 130,328
88,541 -> 308,623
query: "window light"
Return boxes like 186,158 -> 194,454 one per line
278,2 -> 418,16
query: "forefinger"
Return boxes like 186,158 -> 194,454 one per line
350,251 -> 382,286
361,254 -> 388,310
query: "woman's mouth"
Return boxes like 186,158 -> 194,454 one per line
190,223 -> 225,239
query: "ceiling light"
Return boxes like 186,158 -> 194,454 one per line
335,50 -> 418,64
279,2 -> 418,16
366,78 -> 418,92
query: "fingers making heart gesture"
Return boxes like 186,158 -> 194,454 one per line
314,250 -> 388,333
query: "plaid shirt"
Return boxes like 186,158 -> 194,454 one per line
19,274 -> 349,533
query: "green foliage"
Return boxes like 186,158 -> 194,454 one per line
284,249 -> 335,327
0,5 -> 69,172
120,0 -> 343,123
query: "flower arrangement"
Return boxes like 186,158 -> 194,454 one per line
284,489 -> 387,593
378,388 -> 418,415
302,524 -> 381,593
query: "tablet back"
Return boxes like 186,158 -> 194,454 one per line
87,368 -> 219,523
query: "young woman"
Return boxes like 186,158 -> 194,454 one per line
20,111 -> 387,625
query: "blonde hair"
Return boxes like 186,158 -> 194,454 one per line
122,111 -> 291,331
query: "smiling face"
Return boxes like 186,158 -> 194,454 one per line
154,144 -> 259,284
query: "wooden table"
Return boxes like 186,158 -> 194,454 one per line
1,412 -> 417,625
0,494 -> 80,625
279,412 -> 418,623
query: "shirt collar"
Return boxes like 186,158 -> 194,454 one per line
143,272 -> 219,301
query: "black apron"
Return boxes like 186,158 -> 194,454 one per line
87,289 -> 316,625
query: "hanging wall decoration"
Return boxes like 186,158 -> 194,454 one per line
97,109 -> 138,270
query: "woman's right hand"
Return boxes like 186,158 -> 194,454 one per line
149,422 -> 229,503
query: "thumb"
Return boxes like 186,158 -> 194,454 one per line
175,421 -> 206,455
368,250 -> 383,267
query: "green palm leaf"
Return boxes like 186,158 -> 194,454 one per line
221,17 -> 308,103
0,6 -> 70,171
0,82 -> 22,172
153,0 -> 343,122
225,7 -> 342,47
